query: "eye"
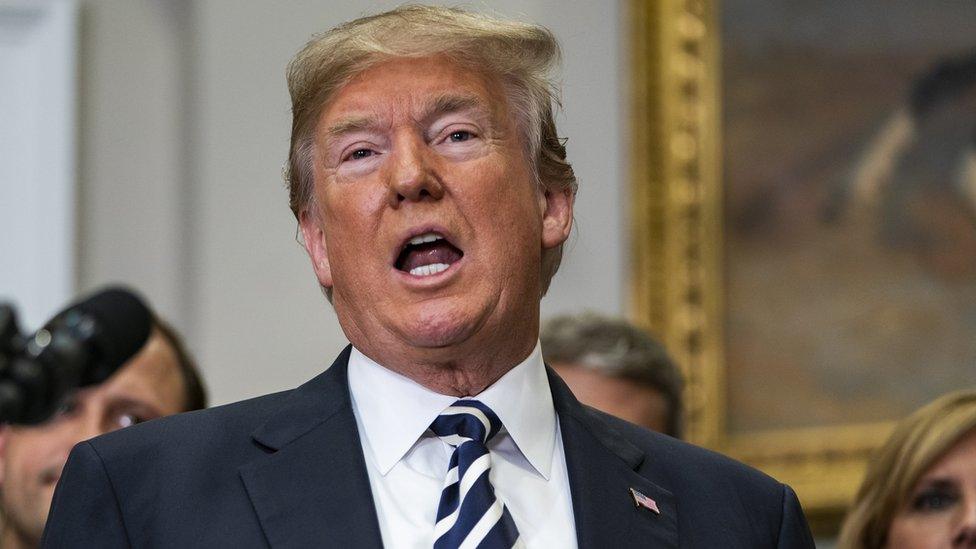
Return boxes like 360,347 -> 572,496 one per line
448,130 -> 473,142
347,148 -> 375,161
911,487 -> 959,512
113,412 -> 144,430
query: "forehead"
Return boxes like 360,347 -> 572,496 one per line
319,55 -> 506,126
923,429 -> 976,476
92,331 -> 186,413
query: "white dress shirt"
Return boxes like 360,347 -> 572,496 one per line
347,342 -> 578,549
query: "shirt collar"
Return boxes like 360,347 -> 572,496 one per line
346,342 -> 556,480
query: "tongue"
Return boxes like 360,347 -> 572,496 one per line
399,241 -> 462,272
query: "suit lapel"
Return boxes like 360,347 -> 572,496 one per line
549,368 -> 679,548
236,350 -> 677,548
239,347 -> 384,548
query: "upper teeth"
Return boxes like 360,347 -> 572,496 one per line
409,232 -> 443,246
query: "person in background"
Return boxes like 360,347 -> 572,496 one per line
541,313 -> 684,438
0,318 -> 207,549
838,390 -> 976,549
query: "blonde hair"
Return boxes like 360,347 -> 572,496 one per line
838,390 -> 976,548
285,5 -> 577,294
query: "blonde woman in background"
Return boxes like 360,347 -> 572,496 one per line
839,390 -> 976,548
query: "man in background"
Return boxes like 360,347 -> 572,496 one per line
0,319 -> 206,549
542,313 -> 684,437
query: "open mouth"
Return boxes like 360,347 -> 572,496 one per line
395,232 -> 464,277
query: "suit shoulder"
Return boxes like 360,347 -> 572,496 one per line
580,407 -> 810,545
584,406 -> 784,496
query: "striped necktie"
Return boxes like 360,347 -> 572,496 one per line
430,400 -> 522,549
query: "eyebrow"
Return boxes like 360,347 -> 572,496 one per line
323,93 -> 491,140
915,477 -> 956,491
325,115 -> 382,139
419,93 -> 488,124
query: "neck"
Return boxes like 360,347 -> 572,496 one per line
1,524 -> 37,549
382,337 -> 537,396
334,286 -> 544,396
344,315 -> 540,397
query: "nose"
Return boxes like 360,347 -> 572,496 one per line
954,496 -> 976,547
386,133 -> 444,207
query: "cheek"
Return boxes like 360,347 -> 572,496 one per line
886,514 -> 952,549
468,172 -> 542,234
322,187 -> 386,250
330,173 -> 390,212
3,434 -> 48,483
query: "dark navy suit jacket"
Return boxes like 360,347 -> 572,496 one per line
42,347 -> 814,548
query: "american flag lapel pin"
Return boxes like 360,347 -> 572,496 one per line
629,487 -> 660,515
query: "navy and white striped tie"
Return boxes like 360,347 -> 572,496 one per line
430,400 -> 522,549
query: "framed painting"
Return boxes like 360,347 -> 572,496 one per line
627,0 -> 976,531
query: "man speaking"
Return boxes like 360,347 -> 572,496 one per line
43,6 -> 814,548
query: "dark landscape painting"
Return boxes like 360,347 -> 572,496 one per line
722,1 -> 976,433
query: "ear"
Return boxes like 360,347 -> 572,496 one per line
540,187 -> 574,250
299,208 -> 334,289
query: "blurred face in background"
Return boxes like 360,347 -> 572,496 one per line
886,430 -> 976,548
551,362 -> 670,433
0,331 -> 187,548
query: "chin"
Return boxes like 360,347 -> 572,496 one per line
397,301 -> 485,349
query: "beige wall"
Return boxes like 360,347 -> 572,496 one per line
77,0 -> 626,405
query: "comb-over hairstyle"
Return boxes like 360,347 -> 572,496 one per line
285,4 -> 577,294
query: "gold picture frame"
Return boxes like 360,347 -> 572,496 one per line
626,0 -> 895,531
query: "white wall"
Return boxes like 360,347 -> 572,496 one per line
0,0 -> 77,330
77,0 -> 187,324
75,0 -> 625,405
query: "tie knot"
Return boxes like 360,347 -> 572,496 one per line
430,400 -> 502,447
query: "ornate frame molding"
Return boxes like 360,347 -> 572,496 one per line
627,0 -> 890,526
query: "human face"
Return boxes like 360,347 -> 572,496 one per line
301,56 -> 573,373
0,331 -> 186,547
886,430 -> 976,548
552,363 -> 671,434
